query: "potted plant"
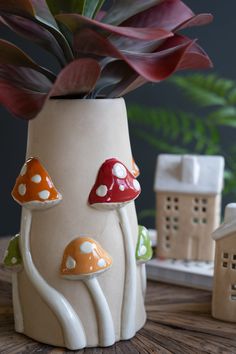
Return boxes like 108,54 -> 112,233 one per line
0,0 -> 213,349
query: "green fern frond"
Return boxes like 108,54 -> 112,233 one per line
170,74 -> 236,107
128,105 -> 220,155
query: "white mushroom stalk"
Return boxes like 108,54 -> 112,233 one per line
12,272 -> 24,333
140,264 -> 147,297
21,208 -> 86,350
118,206 -> 137,339
88,159 -> 141,340
84,277 -> 115,347
12,158 -> 86,350
61,237 -> 115,347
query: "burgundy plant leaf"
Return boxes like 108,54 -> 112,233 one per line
95,60 -> 135,95
0,64 -> 52,92
0,0 -> 35,18
0,0 -> 73,61
0,80 -> 47,120
74,28 -> 195,82
1,15 -> 66,66
49,59 -> 101,97
123,0 -> 212,32
169,37 -> 213,71
56,13 -> 173,41
108,35 -> 213,97
102,0 -> 163,26
0,39 -> 55,81
100,61 -> 145,98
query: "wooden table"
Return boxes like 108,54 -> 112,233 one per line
1,237 -> 236,353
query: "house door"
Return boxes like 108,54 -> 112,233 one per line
188,236 -> 199,260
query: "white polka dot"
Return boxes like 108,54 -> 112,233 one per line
66,256 -> 76,269
18,184 -> 26,196
133,179 -> 141,191
96,185 -> 108,197
97,258 -> 106,267
20,164 -> 27,176
80,241 -> 94,254
11,257 -> 17,265
119,185 -> 125,191
112,163 -> 127,179
138,245 -> 147,257
31,174 -> 42,183
38,190 -> 50,200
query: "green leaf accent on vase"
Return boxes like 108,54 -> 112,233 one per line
136,226 -> 153,264
3,234 -> 22,267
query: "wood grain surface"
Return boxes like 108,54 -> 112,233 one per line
0,237 -> 236,353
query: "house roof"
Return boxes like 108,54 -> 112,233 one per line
213,204 -> 236,241
154,154 -> 224,195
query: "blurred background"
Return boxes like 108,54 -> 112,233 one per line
0,0 -> 235,235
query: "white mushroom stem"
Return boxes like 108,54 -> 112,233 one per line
20,208 -> 86,350
118,206 -> 137,340
12,272 -> 24,333
140,264 -> 147,297
84,277 -> 115,347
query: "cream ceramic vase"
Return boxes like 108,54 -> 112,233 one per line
15,98 -> 146,349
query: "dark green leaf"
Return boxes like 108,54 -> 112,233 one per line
46,0 -> 84,15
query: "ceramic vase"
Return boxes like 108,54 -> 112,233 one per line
14,98 -> 146,349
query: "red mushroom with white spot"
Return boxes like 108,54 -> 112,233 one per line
12,157 -> 86,350
89,158 -> 141,340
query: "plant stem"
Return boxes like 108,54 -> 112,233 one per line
20,208 -> 86,350
118,206 -> 137,340
84,277 -> 115,347
12,272 -> 24,333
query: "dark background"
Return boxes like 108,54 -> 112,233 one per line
0,1 -> 234,236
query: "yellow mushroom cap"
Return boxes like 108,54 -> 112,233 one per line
60,237 -> 112,280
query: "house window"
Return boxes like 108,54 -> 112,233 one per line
233,255 -> 236,261
231,284 -> 236,300
232,284 -> 236,290
164,216 -> 179,233
165,196 -> 179,212
223,253 -> 229,259
192,197 -> 209,224
232,264 -> 236,270
193,218 -> 199,224
222,262 -> 228,268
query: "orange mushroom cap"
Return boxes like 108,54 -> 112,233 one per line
131,158 -> 140,178
12,157 -> 62,209
61,237 -> 112,280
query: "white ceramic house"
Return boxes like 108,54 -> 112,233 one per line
212,204 -> 236,322
154,154 -> 224,261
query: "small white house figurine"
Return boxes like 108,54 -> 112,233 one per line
212,203 -> 236,322
154,154 -> 224,261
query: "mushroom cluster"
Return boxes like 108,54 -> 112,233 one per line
61,237 -> 115,347
11,157 -> 86,350
89,158 -> 141,340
